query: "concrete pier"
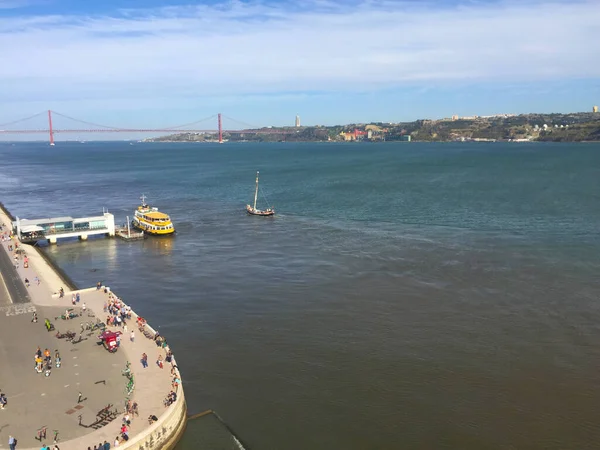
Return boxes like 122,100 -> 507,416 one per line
0,205 -> 186,450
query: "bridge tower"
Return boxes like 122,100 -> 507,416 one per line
48,110 -> 55,146
218,113 -> 223,144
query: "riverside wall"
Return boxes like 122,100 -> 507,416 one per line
101,295 -> 188,450
0,202 -> 187,450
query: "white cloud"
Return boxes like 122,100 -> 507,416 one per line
1,0 -> 599,105
0,0 -> 44,9
0,0 -> 26,8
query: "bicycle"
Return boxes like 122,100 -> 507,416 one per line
92,321 -> 105,331
125,373 -> 135,390
122,361 -> 131,378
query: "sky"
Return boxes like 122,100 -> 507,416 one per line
1,0 -> 600,134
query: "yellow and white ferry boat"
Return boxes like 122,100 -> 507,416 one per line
132,195 -> 175,236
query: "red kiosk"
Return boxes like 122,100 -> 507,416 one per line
98,330 -> 122,353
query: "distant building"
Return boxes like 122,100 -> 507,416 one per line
451,115 -> 459,121
339,131 -> 355,141
295,115 -> 301,127
339,129 -> 367,141
480,114 -> 516,118
594,106 -> 599,113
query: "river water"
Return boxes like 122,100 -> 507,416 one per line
1,141 -> 600,449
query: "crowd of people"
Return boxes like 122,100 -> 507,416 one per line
87,440 -> 111,450
33,346 -> 60,376
97,284 -> 183,445
163,390 -> 178,407
104,292 -> 133,328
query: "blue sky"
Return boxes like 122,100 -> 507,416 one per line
1,0 -> 599,133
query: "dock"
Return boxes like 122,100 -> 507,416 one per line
0,205 -> 187,450
115,215 -> 145,240
115,226 -> 145,241
13,212 -> 116,244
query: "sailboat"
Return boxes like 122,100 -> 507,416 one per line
246,171 -> 275,216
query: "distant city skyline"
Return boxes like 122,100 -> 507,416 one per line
1,0 -> 599,131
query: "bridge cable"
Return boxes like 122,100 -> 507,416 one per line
221,115 -> 260,130
51,111 -> 126,130
163,114 -> 219,130
0,111 -> 47,128
51,111 -> 219,131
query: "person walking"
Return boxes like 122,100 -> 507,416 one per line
8,435 -> 16,450
130,330 -> 134,343
141,353 -> 148,368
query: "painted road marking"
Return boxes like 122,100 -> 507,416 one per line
0,302 -> 36,316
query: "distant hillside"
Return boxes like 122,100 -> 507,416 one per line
146,112 -> 600,143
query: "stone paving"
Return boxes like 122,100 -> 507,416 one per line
0,304 -> 129,448
0,210 -> 181,450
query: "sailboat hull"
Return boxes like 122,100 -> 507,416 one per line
246,205 -> 275,216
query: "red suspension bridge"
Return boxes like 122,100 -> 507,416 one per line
0,110 -> 293,144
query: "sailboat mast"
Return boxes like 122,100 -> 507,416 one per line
253,171 -> 259,210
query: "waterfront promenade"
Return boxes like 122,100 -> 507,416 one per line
0,206 -> 186,450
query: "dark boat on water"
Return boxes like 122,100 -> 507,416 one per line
246,171 -> 275,216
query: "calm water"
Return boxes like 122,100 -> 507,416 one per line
2,141 -> 600,449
